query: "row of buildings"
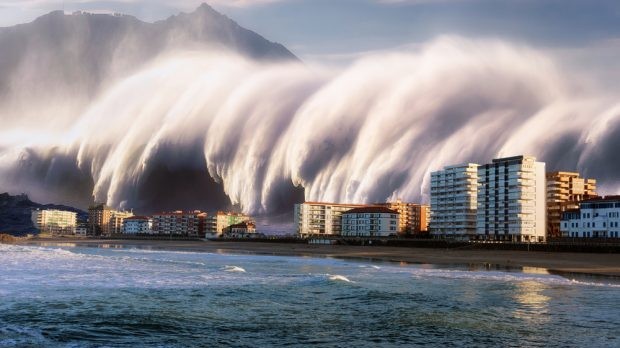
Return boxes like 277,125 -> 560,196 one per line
295,200 -> 429,238
295,155 -> 614,241
32,204 -> 256,238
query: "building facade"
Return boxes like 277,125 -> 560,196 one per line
88,203 -> 112,236
294,202 -> 366,237
122,216 -> 153,235
341,207 -> 399,237
380,200 -> 430,235
109,210 -> 134,235
205,212 -> 251,237
429,163 -> 479,239
222,221 -> 258,238
546,171 -> 597,238
476,156 -> 546,242
31,209 -> 77,235
151,211 -> 207,237
560,196 -> 620,238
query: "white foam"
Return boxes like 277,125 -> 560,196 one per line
328,274 -> 352,283
223,265 -> 246,273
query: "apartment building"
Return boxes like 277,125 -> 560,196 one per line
31,209 -> 77,235
560,196 -> 620,238
429,163 -> 479,239
151,211 -> 207,237
546,171 -> 596,238
294,202 -> 366,237
380,200 -> 430,235
205,212 -> 251,237
122,216 -> 153,235
476,156 -> 546,242
341,206 -> 399,237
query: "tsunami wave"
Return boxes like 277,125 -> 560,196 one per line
0,36 -> 619,214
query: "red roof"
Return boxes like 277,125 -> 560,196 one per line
124,216 -> 149,220
342,206 -> 399,215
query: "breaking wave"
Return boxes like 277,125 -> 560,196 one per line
1,36 -> 619,214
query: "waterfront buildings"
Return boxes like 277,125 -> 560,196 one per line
476,156 -> 546,242
205,212 -> 251,237
341,206 -> 399,237
31,209 -> 77,235
222,221 -> 259,238
380,200 -> 429,235
152,211 -> 207,237
429,163 -> 479,239
87,203 -> 133,236
294,202 -> 366,237
122,216 -> 153,235
560,196 -> 620,238
546,172 -> 597,238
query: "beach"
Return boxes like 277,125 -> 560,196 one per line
14,237 -> 620,277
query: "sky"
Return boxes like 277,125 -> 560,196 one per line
1,0 -> 619,66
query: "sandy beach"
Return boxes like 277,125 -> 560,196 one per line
12,238 -> 620,278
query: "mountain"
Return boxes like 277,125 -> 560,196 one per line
0,3 -> 297,125
0,193 -> 87,236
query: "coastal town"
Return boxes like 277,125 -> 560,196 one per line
27,154 -> 619,244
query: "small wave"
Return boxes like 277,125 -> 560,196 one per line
223,265 -> 246,273
328,274 -> 352,283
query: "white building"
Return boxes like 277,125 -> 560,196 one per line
295,202 -> 366,237
560,196 -> 620,238
476,155 -> 546,242
430,163 -> 479,239
31,209 -> 77,235
341,207 -> 399,237
122,216 -> 153,235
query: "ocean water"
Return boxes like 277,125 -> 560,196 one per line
1,244 -> 619,347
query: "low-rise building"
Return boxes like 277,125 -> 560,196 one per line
152,211 -> 207,237
222,221 -> 260,238
122,216 -> 153,235
31,209 -> 77,235
341,206 -> 399,237
294,202 -> 366,237
109,210 -> 134,235
560,196 -> 620,238
205,212 -> 251,237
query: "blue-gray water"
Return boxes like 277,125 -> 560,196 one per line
1,244 -> 619,347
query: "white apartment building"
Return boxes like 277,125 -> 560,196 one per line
122,216 -> 153,235
476,155 -> 546,242
560,196 -> 620,238
341,207 -> 399,237
295,202 -> 365,237
31,209 -> 77,235
430,163 -> 479,239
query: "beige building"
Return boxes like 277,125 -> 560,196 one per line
152,211 -> 207,237
380,200 -> 429,235
87,203 -> 133,236
205,212 -> 251,237
547,171 -> 597,238
295,202 -> 366,237
341,206 -> 400,237
31,209 -> 77,235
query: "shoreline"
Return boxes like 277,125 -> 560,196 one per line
11,237 -> 620,278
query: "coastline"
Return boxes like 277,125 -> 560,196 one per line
11,238 -> 620,278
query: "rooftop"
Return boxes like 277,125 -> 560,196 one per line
343,206 -> 399,215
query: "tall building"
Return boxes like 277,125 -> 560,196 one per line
294,202 -> 366,237
476,155 -> 546,242
152,211 -> 207,237
88,203 -> 112,236
560,196 -> 620,238
205,212 -> 251,237
546,171 -> 597,238
341,206 -> 399,237
381,200 -> 430,235
429,163 -> 479,239
31,209 -> 77,235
